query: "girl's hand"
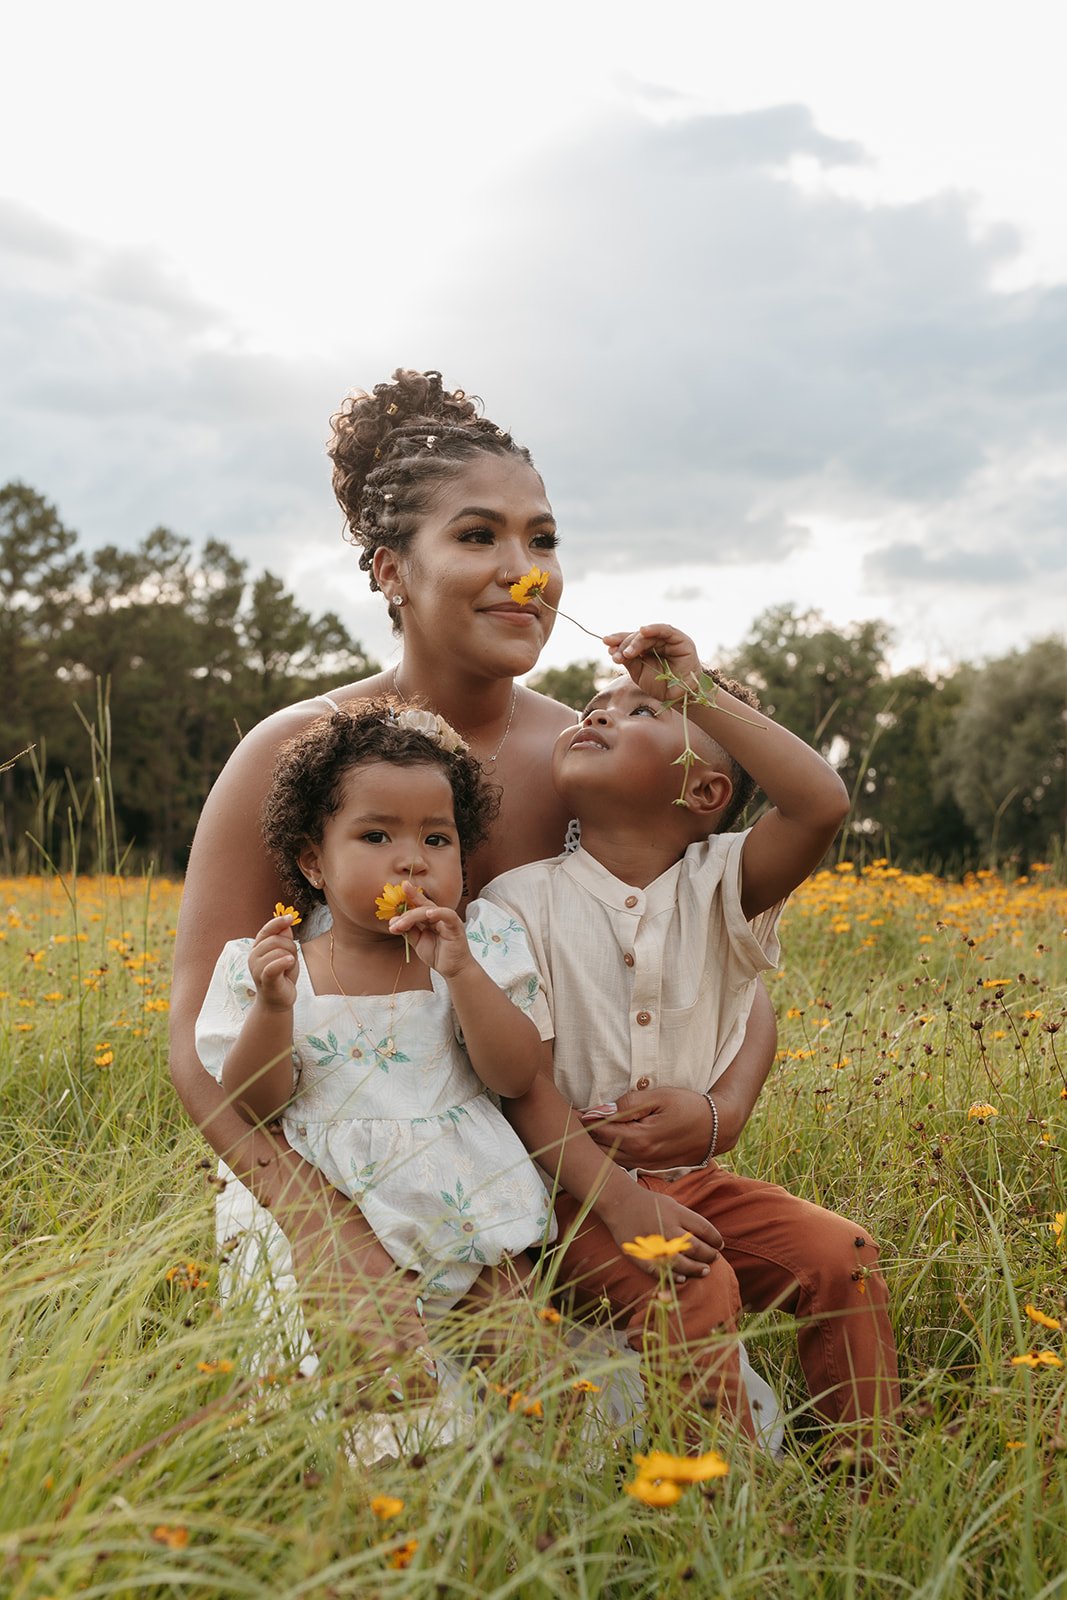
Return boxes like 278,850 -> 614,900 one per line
388,882 -> 472,980
248,914 -> 299,1011
602,623 -> 703,703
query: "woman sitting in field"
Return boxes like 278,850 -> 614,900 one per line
169,368 -> 777,1369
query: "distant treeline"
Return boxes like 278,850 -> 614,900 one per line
3,481 -> 1065,877
1,482 -> 378,873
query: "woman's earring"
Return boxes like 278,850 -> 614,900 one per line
391,594 -> 406,608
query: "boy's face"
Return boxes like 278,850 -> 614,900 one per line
552,676 -> 699,811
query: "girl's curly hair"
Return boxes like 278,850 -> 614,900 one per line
262,698 -> 500,915
326,368 -> 537,634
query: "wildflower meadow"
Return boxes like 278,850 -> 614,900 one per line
1,862 -> 1064,1598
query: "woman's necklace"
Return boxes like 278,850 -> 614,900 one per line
327,931 -> 421,1059
391,666 -> 518,772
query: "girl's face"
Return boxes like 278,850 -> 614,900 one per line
375,454 -> 563,679
298,761 -> 464,938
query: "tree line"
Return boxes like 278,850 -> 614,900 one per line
3,480 -> 1064,876
1,482 -> 377,873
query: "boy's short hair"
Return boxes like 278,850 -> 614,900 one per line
262,698 -> 500,913
698,669 -> 761,833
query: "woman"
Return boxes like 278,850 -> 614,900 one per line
169,368 -> 776,1366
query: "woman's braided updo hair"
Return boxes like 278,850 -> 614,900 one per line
327,368 -> 536,633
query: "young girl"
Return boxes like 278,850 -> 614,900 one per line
195,700 -> 556,1324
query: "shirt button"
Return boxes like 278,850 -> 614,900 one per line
636,1075 -> 650,1090
623,952 -> 635,968
636,1011 -> 652,1026
624,894 -> 638,908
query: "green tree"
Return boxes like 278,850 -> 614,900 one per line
938,638 -> 1066,866
726,605 -> 895,845
860,669 -> 978,870
526,660 -> 602,712
0,483 -> 85,865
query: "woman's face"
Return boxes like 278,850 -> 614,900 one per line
377,454 -> 564,679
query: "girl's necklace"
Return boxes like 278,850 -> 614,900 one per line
391,666 -> 518,772
327,931 -> 421,1057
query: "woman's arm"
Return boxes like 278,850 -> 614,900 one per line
506,1057 -> 722,1278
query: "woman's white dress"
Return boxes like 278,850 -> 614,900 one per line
196,902 -> 556,1306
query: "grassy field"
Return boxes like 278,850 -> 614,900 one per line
1,864 -> 1064,1599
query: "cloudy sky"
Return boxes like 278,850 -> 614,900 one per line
3,0 -> 1066,680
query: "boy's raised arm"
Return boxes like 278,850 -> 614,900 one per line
605,624 -> 850,918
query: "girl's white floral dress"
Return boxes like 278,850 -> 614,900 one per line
196,900 -> 556,1306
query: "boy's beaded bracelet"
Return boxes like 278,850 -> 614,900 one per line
697,1089 -> 719,1168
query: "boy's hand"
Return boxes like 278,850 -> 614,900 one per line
389,882 -> 471,979
600,1185 -> 722,1280
603,623 -> 703,704
248,914 -> 299,1011
582,1086 -> 715,1171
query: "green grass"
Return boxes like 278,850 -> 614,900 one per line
1,865 -> 1065,1598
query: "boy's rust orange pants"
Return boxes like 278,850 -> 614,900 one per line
551,1162 -> 900,1447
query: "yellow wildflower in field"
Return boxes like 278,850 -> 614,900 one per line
1051,1213 -> 1065,1247
625,1475 -> 685,1506
507,1390 -> 543,1417
152,1526 -> 190,1549
1011,1351 -> 1064,1369
622,1233 -> 693,1262
196,1359 -> 234,1376
967,1103 -> 998,1120
624,1445 -> 729,1506
537,1307 -> 562,1324
1024,1305 -> 1061,1331
370,1495 -> 404,1520
981,979 -> 1013,989
388,1539 -> 418,1570
94,1046 -> 114,1067
572,1379 -> 602,1393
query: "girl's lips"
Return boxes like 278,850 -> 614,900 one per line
569,731 -> 608,751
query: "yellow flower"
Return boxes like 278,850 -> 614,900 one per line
571,1379 -> 602,1393
274,902 -> 302,926
981,978 -> 1012,989
507,1390 -> 543,1417
509,566 -> 551,605
621,1232 -> 693,1262
1024,1304 -> 1062,1331
196,1359 -> 234,1375
370,1495 -> 405,1520
1052,1213 -> 1066,1246
152,1526 -> 190,1549
94,1047 -> 114,1068
624,1475 -> 684,1506
786,1007 -> 804,1019
967,1103 -> 998,1120
537,1307 -> 562,1325
375,883 -> 408,922
633,1447 -> 729,1484
388,1538 -> 418,1570
1010,1351 -> 1064,1369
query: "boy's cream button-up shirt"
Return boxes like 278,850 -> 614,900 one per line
476,831 -> 783,1140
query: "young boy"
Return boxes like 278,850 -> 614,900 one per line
479,621 -> 900,1446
